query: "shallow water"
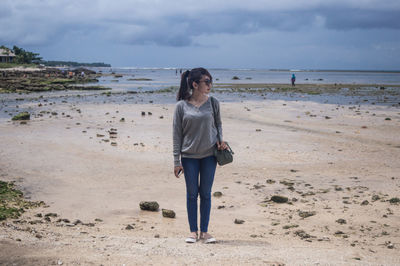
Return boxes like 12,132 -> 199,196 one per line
91,67 -> 400,93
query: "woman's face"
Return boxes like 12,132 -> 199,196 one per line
193,75 -> 212,94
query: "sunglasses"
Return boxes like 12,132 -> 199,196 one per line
199,79 -> 212,86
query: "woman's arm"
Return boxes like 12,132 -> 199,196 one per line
212,97 -> 227,150
172,103 -> 183,167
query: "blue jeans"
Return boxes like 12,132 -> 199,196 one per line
181,155 -> 217,233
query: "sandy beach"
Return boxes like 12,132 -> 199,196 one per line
1,81 -> 400,265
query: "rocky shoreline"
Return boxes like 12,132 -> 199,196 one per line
0,68 -> 110,92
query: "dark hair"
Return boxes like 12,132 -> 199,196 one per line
176,67 -> 212,101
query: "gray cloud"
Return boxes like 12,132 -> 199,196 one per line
323,9 -> 400,30
1,0 -> 399,69
2,0 -> 400,47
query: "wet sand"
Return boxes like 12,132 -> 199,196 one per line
0,89 -> 400,265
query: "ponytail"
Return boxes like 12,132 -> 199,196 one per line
177,70 -> 191,101
176,67 -> 212,101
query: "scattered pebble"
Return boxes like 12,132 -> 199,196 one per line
234,219 -> 245,224
125,225 -> 134,230
361,200 -> 369,206
298,211 -> 316,218
336,218 -> 347,224
213,191 -> 223,197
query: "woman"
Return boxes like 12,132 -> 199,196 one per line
173,67 -> 227,243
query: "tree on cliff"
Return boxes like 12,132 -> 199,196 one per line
12,46 -> 42,64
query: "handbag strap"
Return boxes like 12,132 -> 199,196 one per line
210,96 -> 221,143
210,96 -> 234,154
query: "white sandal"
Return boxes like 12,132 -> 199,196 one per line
200,232 -> 216,244
185,232 -> 198,243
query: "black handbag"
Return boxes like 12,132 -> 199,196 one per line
210,97 -> 234,166
214,142 -> 234,165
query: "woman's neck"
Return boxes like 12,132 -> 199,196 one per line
189,91 -> 208,103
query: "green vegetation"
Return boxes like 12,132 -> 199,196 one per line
13,46 -> 42,64
1,45 -> 42,64
12,112 -> 30,121
389,197 -> 400,204
0,62 -> 38,69
42,78 -> 78,85
1,45 -> 110,67
0,180 -> 44,220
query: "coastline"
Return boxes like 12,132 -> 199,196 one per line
0,70 -> 400,265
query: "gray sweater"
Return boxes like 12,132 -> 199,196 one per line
173,96 -> 223,167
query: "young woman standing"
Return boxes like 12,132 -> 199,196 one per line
173,67 -> 227,243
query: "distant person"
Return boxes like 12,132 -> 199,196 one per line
81,71 -> 85,78
173,67 -> 227,244
291,73 -> 296,86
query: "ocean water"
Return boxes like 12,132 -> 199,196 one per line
91,67 -> 400,92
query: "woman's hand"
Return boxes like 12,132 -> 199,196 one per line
217,141 -> 228,150
174,166 -> 184,178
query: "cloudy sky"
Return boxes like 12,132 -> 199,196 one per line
1,0 -> 400,70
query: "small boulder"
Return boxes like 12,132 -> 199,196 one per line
139,201 -> 159,211
271,195 -> 288,203
162,209 -> 176,218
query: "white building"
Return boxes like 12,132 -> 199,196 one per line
0,48 -> 16,63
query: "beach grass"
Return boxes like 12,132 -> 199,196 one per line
0,180 -> 44,220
